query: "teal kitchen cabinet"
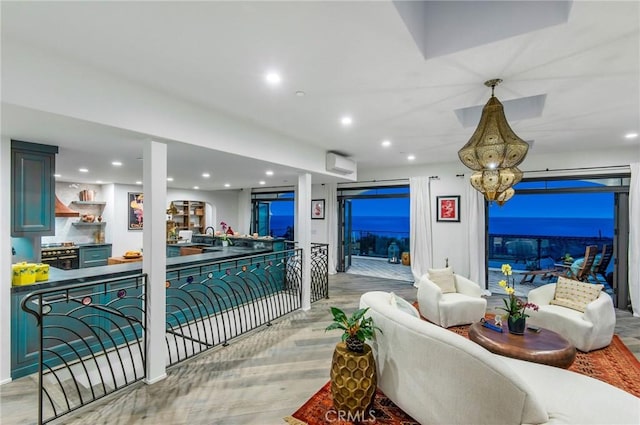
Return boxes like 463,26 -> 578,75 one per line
11,140 -> 58,236
166,245 -> 182,257
79,245 -> 113,268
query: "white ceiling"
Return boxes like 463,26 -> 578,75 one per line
1,1 -> 639,190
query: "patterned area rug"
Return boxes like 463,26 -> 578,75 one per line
284,381 -> 418,425
285,310 -> 640,424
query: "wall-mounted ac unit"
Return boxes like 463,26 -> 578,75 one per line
326,153 -> 356,175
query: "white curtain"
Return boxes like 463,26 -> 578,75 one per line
466,183 -> 486,289
325,183 -> 338,275
410,177 -> 433,286
629,162 -> 639,316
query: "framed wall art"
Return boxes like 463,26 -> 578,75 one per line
311,199 -> 325,220
436,195 -> 460,222
128,192 -> 144,230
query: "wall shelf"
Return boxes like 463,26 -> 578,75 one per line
72,222 -> 106,227
71,201 -> 106,206
170,200 -> 205,234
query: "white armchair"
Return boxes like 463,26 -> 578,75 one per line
527,283 -> 615,352
417,273 -> 487,328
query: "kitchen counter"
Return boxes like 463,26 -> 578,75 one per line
191,234 -> 286,250
107,256 -> 143,264
12,245 -> 273,294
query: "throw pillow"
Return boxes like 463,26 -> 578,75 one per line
427,267 -> 456,294
389,292 -> 419,318
549,276 -> 603,312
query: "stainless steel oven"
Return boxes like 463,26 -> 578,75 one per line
41,244 -> 80,270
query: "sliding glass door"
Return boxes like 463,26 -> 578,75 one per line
487,175 -> 630,308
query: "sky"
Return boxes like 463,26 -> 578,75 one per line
489,192 -> 614,218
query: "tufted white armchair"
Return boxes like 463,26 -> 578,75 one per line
417,273 -> 487,328
527,283 -> 615,352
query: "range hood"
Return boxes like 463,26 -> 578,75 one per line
55,196 -> 79,217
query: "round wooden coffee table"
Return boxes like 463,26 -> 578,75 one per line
468,321 -> 576,369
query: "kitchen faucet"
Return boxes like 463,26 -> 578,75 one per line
204,226 -> 215,235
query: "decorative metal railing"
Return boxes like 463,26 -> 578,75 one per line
164,248 -> 302,366
21,274 -> 147,425
18,247 -> 312,423
488,233 -> 613,270
310,243 -> 329,302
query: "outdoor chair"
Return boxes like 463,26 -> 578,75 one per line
591,244 -> 613,284
553,245 -> 598,282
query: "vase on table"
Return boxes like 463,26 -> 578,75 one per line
507,315 -> 526,335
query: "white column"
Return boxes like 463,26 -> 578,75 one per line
296,173 -> 312,311
143,140 -> 167,384
0,137 -> 12,384
237,187 -> 252,235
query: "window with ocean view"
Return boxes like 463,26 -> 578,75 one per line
489,192 -> 614,271
338,185 -> 410,271
487,175 -> 627,297
251,191 -> 294,240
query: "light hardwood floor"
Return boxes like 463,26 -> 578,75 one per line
1,273 -> 638,425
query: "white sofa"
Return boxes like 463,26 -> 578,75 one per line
527,283 -> 615,352
417,273 -> 486,327
360,291 -> 639,425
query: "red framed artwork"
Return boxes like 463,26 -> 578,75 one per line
436,196 -> 460,222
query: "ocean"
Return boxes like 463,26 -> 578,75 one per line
269,215 -> 614,239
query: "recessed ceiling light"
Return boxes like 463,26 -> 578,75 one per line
79,168 -> 89,173
224,183 -> 231,188
382,140 -> 391,147
193,186 -> 199,190
265,72 -> 281,85
259,181 -> 266,185
407,155 -> 415,161
625,132 -> 638,139
202,172 -> 210,178
266,170 -> 274,176
341,116 -> 353,126
111,161 -> 122,166
53,174 -> 61,178
96,180 -> 103,184
167,177 -> 174,182
295,91 -> 305,97
136,181 -> 142,185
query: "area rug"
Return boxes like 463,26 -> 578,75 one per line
283,381 -> 418,425
416,302 -> 640,398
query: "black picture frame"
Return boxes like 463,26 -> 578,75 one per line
436,195 -> 460,222
311,199 -> 325,220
